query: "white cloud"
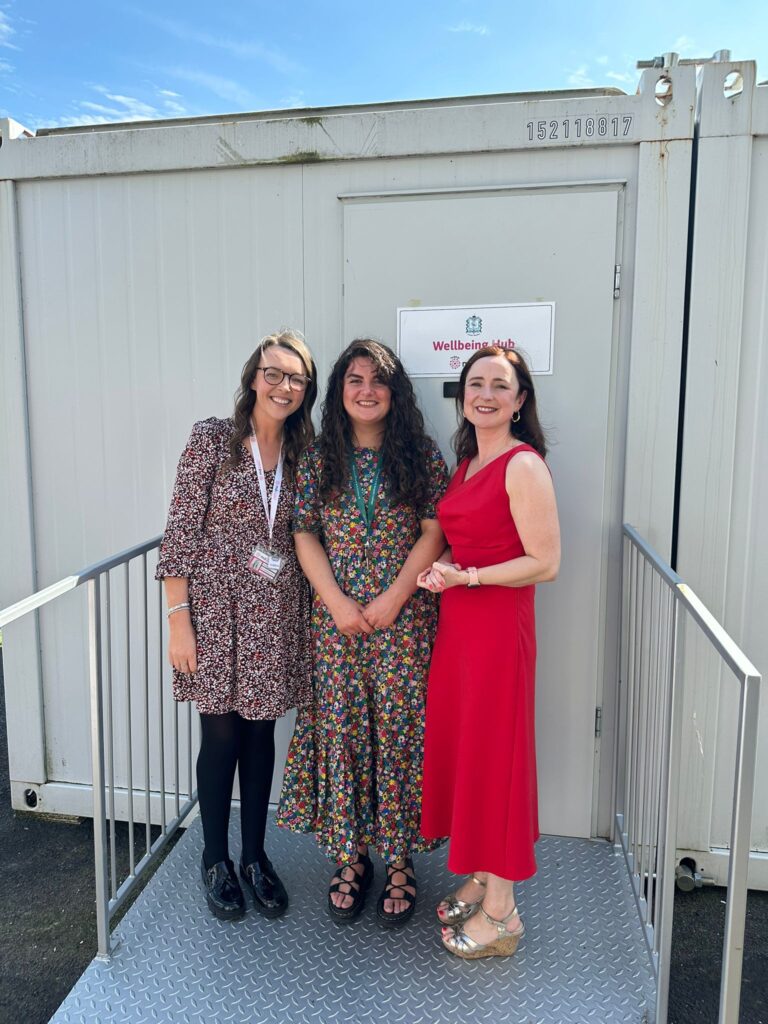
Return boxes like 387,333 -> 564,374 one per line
606,70 -> 636,85
30,112 -> 151,129
30,85 -> 164,130
31,80 -> 196,131
91,87 -> 160,119
138,13 -> 302,75
596,55 -> 609,65
671,35 -> 697,56
166,67 -> 254,106
80,101 -> 127,116
162,99 -> 188,116
0,58 -> 13,73
567,65 -> 594,87
447,21 -> 489,36
0,10 -> 19,49
281,90 -> 307,109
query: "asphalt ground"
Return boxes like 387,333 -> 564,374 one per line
0,649 -> 765,1024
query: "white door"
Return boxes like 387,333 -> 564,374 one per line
342,185 -> 622,838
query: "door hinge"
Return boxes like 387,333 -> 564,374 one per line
613,264 -> 621,298
595,706 -> 603,737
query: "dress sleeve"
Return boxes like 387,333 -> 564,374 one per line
419,439 -> 450,520
292,446 -> 323,535
155,420 -> 222,579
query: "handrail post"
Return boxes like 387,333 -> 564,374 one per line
653,600 -> 685,1023
718,673 -> 761,1023
0,536 -> 204,955
88,576 -> 111,959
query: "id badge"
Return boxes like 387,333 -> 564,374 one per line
248,545 -> 284,581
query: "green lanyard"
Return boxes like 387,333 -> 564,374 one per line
349,453 -> 383,560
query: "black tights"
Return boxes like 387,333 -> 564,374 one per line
197,711 -> 276,869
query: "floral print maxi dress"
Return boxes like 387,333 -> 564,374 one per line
276,440 -> 449,863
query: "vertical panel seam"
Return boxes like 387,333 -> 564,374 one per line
7,179 -> 49,772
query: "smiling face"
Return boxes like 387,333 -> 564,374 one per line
462,354 -> 526,430
249,344 -> 308,428
342,356 -> 392,432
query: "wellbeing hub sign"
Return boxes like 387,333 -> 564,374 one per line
397,303 -> 555,378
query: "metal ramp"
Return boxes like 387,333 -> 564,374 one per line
51,816 -> 654,1024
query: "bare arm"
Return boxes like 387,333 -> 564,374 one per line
163,577 -> 197,673
294,531 -> 373,636
157,420 -> 222,673
364,519 -> 445,629
419,453 -> 560,591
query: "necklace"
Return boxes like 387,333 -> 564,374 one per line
473,438 -> 514,471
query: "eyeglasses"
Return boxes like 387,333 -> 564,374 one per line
256,366 -> 311,391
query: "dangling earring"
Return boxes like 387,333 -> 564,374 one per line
511,410 -> 521,424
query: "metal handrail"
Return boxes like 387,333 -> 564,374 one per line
0,535 -> 198,957
617,524 -> 761,1024
623,526 -> 760,680
2,524 -> 759,993
0,536 -> 162,629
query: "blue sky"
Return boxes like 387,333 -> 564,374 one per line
1,1 -> 765,131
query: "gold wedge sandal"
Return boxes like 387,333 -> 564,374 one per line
442,903 -> 524,960
436,874 -> 486,926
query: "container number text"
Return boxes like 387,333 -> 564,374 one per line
526,115 -> 634,142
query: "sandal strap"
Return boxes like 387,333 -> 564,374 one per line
331,854 -> 370,893
383,859 -> 416,901
479,904 -> 520,934
470,875 -> 487,888
442,893 -> 476,913
383,886 -> 416,907
329,879 -> 359,895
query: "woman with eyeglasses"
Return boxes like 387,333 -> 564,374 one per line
156,329 -> 317,922
277,339 -> 448,927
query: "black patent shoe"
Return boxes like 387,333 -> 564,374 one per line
240,856 -> 289,918
200,856 -> 245,921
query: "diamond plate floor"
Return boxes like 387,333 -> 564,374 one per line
51,817 -> 654,1024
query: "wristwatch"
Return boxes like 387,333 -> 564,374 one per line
466,566 -> 481,588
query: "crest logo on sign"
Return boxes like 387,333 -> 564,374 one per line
397,303 -> 554,377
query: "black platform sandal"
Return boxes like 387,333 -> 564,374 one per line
327,851 -> 373,923
376,857 -> 416,928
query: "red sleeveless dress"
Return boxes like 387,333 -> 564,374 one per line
420,445 -> 542,881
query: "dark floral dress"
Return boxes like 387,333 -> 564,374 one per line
155,417 -> 312,720
276,439 -> 449,862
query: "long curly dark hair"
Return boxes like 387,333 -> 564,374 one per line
319,339 -> 433,513
454,346 -> 548,463
226,329 -> 318,477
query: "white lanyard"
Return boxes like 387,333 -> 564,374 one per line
249,436 -> 284,548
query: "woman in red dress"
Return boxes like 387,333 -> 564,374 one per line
418,345 -> 560,959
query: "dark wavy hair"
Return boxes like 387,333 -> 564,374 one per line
318,339 -> 433,513
454,346 -> 547,463
226,329 -> 317,477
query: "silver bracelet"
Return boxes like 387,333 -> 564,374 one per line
167,602 -> 191,617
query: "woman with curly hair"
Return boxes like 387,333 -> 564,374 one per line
277,339 -> 448,926
156,329 -> 317,922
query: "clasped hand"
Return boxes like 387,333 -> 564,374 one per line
416,561 -> 464,593
330,589 -> 405,636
